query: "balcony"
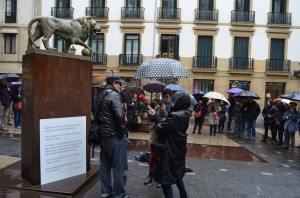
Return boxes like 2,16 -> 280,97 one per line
194,9 -> 218,23
157,7 -> 181,21
86,7 -> 109,19
229,57 -> 254,74
266,59 -> 290,75
5,11 -> 16,23
51,7 -> 74,18
192,56 -> 217,73
91,53 -> 107,67
156,54 -> 180,61
231,11 -> 255,24
119,54 -> 143,69
267,12 -> 291,26
121,7 -> 145,19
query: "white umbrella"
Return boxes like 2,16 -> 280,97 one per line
203,91 -> 230,105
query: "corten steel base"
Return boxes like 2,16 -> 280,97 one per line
21,49 -> 92,186
0,161 -> 99,197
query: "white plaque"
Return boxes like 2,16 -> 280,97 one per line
40,116 -> 86,185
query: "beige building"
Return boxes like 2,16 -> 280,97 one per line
1,0 -> 299,107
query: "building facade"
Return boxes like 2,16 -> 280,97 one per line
1,0 -> 299,107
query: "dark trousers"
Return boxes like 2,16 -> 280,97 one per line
210,125 -> 217,135
227,112 -> 233,130
276,124 -> 284,144
263,122 -> 276,141
162,179 -> 188,198
193,120 -> 203,134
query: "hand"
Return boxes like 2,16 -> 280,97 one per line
147,107 -> 155,116
160,103 -> 166,111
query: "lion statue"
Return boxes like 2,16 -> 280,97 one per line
27,16 -> 101,56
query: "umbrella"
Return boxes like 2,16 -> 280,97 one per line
165,84 -> 185,91
203,91 -> 230,105
280,91 -> 300,101
121,86 -> 145,102
227,88 -> 243,94
142,80 -> 165,93
273,98 -> 291,104
234,91 -> 260,99
193,91 -> 205,102
9,81 -> 22,89
190,94 -> 197,106
0,73 -> 20,81
134,58 -> 189,79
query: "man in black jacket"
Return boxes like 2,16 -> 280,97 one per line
243,97 -> 261,141
0,80 -> 12,132
95,75 -> 129,198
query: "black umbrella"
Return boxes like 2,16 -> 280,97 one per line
193,91 -> 205,102
280,91 -> 300,101
121,86 -> 145,102
142,80 -> 165,93
0,73 -> 20,81
234,91 -> 260,99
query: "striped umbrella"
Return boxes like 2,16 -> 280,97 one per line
134,58 -> 189,79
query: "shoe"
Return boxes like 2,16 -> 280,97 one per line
198,132 -> 201,134
271,140 -> 276,144
192,131 -> 195,134
289,147 -> 294,152
144,175 -> 153,185
7,122 -> 13,126
277,142 -> 283,146
213,133 -> 216,136
283,146 -> 289,149
156,183 -> 162,188
260,139 -> 266,143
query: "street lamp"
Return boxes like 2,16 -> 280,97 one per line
69,46 -> 76,54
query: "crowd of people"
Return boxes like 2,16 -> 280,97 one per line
0,79 -> 22,132
92,76 -> 299,197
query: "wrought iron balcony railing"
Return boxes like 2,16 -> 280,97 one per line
86,7 -> 109,19
5,11 -> 16,23
192,56 -> 217,69
91,53 -> 107,66
51,7 -> 74,18
195,9 -> 218,21
121,7 -> 145,19
267,12 -> 291,25
266,59 -> 290,72
229,57 -> 254,70
119,54 -> 143,66
157,7 -> 181,20
156,54 -> 180,61
231,10 -> 255,23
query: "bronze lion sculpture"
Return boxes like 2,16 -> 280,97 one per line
27,16 -> 101,56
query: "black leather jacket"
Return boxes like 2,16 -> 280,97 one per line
96,85 -> 126,138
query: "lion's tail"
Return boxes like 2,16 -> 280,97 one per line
28,16 -> 43,48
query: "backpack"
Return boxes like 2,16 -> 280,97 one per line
194,111 -> 201,118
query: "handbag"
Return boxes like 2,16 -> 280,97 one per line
14,102 -> 22,111
136,116 -> 142,124
88,124 -> 100,146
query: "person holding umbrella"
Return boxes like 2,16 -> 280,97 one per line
261,99 -> 278,143
243,97 -> 261,141
283,102 -> 299,151
11,85 -> 22,129
0,79 -> 12,132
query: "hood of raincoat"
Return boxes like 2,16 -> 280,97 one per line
170,91 -> 191,112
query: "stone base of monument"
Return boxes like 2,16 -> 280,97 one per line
0,161 -> 99,196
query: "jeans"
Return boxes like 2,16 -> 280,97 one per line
100,135 -> 129,198
0,105 -> 10,130
246,119 -> 256,139
14,110 -> 22,128
276,124 -> 284,144
227,112 -> 233,130
162,179 -> 188,198
263,122 -> 276,141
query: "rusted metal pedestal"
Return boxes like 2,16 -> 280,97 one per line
21,49 -> 93,187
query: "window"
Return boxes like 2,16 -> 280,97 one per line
270,38 -> 285,69
265,82 -> 285,100
229,80 -> 250,91
234,0 -> 251,22
200,0 -> 213,10
124,34 -> 140,64
54,36 -> 64,52
57,0 -> 70,7
5,0 -> 17,23
160,34 -> 179,60
272,0 -> 286,13
236,0 -> 250,11
162,0 -> 177,18
197,36 -> 213,68
90,34 -> 105,64
193,79 -> 214,94
125,0 -> 141,18
233,37 -> 249,68
92,0 -> 104,7
54,0 -> 72,18
4,34 -> 16,54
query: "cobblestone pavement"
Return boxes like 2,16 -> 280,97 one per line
0,127 -> 300,198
